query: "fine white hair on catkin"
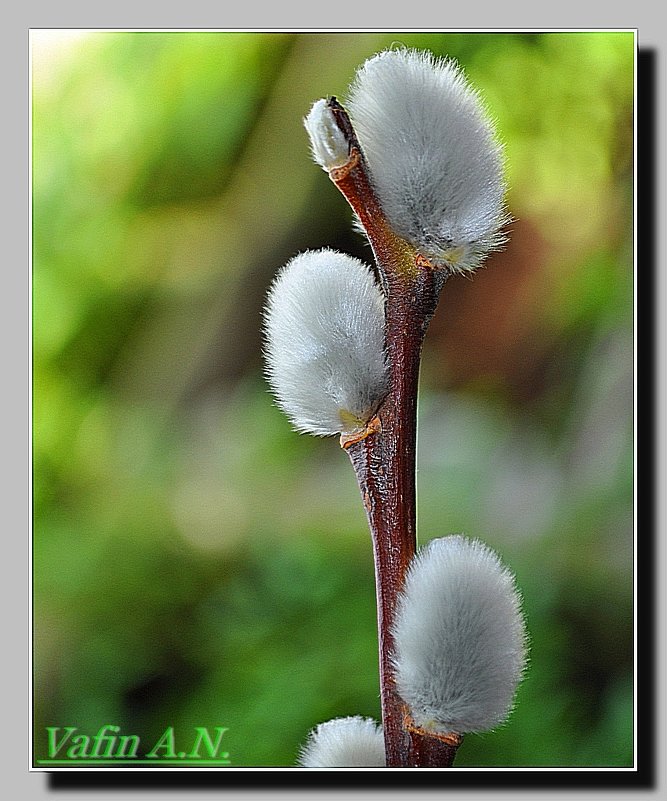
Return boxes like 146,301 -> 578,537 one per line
346,48 -> 509,273
298,716 -> 386,767
304,98 -> 350,172
392,535 -> 528,734
263,248 -> 389,437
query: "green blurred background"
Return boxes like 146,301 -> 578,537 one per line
32,31 -> 635,768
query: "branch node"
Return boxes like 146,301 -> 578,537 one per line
415,253 -> 435,270
403,711 -> 464,748
340,414 -> 381,450
330,147 -> 361,183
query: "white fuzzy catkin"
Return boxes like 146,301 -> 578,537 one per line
263,249 -> 389,437
392,535 -> 527,734
304,98 -> 350,172
346,48 -> 508,273
298,716 -> 385,768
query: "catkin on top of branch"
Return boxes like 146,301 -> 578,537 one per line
346,48 -> 509,273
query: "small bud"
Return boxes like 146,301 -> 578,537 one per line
392,535 -> 528,734
298,716 -> 385,767
304,98 -> 350,172
263,248 -> 389,437
346,48 -> 509,272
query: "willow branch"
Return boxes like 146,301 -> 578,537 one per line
327,98 -> 459,768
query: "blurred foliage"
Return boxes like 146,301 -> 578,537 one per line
32,31 -> 634,768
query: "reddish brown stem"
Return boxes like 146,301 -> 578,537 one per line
346,268 -> 449,767
329,99 -> 459,767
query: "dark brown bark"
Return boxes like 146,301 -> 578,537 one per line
328,99 -> 460,767
345,267 -> 452,767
